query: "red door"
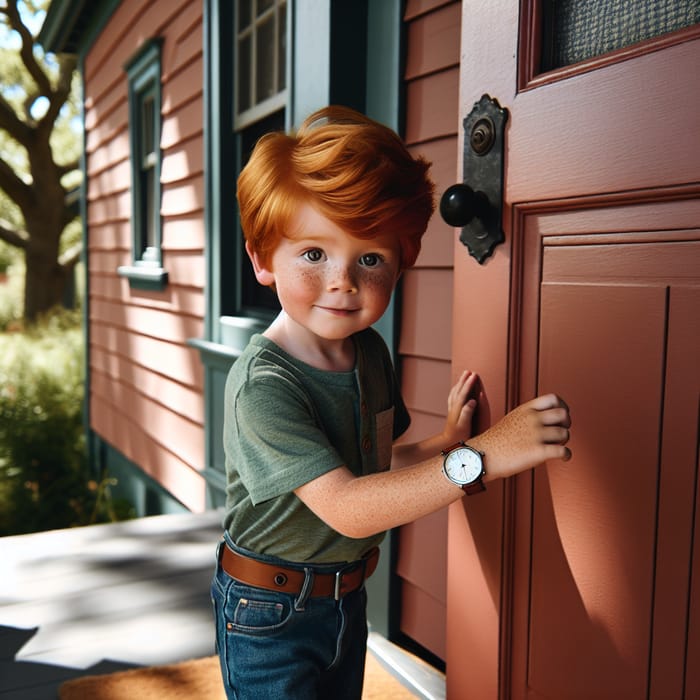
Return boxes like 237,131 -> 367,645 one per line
446,3 -> 700,698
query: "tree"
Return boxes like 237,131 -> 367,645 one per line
0,0 -> 81,322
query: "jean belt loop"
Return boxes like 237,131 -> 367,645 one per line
334,569 -> 344,601
294,568 -> 315,612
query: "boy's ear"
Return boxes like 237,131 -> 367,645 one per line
245,241 -> 275,287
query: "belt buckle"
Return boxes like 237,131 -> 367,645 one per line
333,559 -> 367,601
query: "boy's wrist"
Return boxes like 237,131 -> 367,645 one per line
440,441 -> 487,495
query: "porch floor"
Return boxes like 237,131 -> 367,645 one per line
0,511 -> 445,699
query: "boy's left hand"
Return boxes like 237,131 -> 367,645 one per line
442,370 -> 480,445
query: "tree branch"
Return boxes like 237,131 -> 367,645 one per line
2,0 -> 53,98
58,241 -> 82,269
0,156 -> 33,212
0,218 -> 29,250
0,92 -> 32,146
57,158 -> 81,177
41,54 -> 78,129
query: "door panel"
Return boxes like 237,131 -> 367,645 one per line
530,283 -> 663,700
448,3 -> 700,696
651,285 -> 700,698
510,38 -> 700,200
518,235 -> 700,699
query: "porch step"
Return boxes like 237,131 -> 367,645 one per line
367,631 -> 446,700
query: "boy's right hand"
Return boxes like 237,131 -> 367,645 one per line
469,393 -> 571,482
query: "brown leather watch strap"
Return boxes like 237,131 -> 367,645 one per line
464,480 -> 486,495
441,440 -> 465,455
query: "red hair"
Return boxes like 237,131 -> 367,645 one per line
237,106 -> 435,270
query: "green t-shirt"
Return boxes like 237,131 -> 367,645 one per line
222,328 -> 410,563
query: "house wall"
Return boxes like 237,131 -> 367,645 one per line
83,0 -> 207,512
79,0 -> 461,656
395,0 -> 462,662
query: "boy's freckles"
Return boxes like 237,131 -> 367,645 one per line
358,267 -> 397,292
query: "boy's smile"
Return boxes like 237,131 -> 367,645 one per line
247,203 -> 402,368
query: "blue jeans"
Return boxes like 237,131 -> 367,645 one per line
211,536 -> 369,700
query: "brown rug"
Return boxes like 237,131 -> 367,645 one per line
58,652 -> 419,699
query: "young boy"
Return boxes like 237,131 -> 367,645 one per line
211,106 -> 571,699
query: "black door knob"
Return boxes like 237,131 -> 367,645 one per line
439,184 -> 490,228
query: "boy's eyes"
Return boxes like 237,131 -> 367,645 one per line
300,249 -> 385,267
358,253 -> 382,267
302,248 -> 324,263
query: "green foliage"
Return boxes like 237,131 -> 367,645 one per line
0,240 -> 14,272
0,255 -> 23,329
0,308 -> 134,535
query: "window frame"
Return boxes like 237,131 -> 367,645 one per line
234,0 -> 288,131
222,0 -> 290,330
119,38 -> 168,290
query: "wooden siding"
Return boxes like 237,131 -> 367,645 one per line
397,0 -> 461,661
83,0 -> 206,511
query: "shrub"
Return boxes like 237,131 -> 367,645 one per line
0,243 -> 13,274
0,308 -> 133,535
0,255 -> 23,331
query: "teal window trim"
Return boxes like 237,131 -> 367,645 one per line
119,38 -> 168,291
195,0 -> 404,639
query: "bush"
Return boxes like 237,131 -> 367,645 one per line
0,243 -> 13,274
0,308 -> 133,535
0,253 -> 23,331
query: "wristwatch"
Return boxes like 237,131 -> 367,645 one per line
441,441 -> 486,495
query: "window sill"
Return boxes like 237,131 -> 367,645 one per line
118,264 -> 168,291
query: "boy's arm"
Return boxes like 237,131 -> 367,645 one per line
392,370 -> 479,469
294,393 -> 571,539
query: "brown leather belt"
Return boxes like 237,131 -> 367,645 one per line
220,544 -> 380,600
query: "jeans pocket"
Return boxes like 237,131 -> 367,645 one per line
232,595 -> 288,633
224,583 -> 294,636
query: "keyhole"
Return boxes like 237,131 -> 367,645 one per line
470,117 -> 495,155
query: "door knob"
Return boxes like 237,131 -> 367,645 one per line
440,184 -> 490,227
440,94 -> 508,264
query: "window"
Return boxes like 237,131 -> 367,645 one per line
235,0 -> 287,130
119,38 -> 168,290
223,0 -> 288,325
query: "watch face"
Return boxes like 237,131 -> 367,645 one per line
443,446 -> 483,485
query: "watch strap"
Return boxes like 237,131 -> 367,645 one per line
440,441 -> 465,455
464,480 -> 486,495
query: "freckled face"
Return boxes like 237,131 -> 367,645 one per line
257,204 -> 402,342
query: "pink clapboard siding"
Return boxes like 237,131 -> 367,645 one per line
83,0 -> 206,511
396,0 -> 462,662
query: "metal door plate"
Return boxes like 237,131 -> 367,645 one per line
460,95 -> 508,263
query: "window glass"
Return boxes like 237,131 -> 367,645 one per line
238,0 -> 251,30
226,0 -> 288,319
256,15 -> 276,102
120,39 -> 167,290
238,109 -> 285,317
237,34 -> 252,113
235,0 -> 287,128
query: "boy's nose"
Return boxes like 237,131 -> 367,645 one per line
326,265 -> 358,293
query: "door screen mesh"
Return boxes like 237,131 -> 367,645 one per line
541,0 -> 700,71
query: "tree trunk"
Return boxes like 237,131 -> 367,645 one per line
23,247 -> 69,321
21,126 -> 74,321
